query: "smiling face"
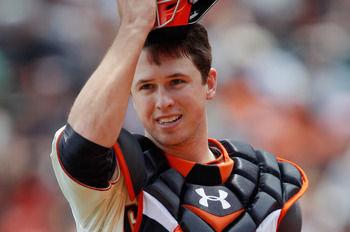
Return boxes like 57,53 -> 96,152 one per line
131,50 -> 217,154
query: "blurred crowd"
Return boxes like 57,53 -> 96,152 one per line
0,0 -> 349,231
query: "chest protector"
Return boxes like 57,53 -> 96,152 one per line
118,132 -> 305,232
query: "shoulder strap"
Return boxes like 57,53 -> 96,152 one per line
115,128 -> 145,201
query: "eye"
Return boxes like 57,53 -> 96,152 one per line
140,83 -> 154,90
171,79 -> 185,85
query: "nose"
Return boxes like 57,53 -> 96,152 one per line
155,88 -> 174,110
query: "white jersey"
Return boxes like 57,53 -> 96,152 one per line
50,127 -> 137,232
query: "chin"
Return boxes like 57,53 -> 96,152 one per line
149,132 -> 187,148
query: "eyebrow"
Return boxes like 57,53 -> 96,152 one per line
168,72 -> 190,78
134,79 -> 151,86
134,72 -> 190,87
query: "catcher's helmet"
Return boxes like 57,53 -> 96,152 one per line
154,0 -> 218,29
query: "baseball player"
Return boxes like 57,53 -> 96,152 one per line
50,0 -> 308,231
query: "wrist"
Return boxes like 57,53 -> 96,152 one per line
119,19 -> 153,40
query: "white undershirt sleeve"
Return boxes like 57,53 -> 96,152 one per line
50,127 -> 130,232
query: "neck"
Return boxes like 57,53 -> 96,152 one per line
165,145 -> 216,164
147,128 -> 216,164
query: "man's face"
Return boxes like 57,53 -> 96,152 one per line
131,50 -> 216,150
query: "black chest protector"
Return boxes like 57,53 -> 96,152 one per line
119,132 -> 304,232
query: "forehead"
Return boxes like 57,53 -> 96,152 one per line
133,50 -> 200,82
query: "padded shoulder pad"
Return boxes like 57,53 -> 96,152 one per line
221,140 -> 259,165
220,139 -> 306,231
117,128 -> 145,198
279,161 -> 303,203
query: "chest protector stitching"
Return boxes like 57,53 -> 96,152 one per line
136,139 -> 303,232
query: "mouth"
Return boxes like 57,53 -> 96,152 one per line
157,115 -> 182,125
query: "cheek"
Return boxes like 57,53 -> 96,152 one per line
190,91 -> 207,115
133,97 -> 153,122
182,87 -> 206,107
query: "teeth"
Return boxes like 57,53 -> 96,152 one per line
158,116 -> 180,124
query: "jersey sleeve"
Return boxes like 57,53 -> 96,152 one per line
58,123 -> 117,188
50,125 -> 131,232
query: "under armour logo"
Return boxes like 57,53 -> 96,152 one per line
195,188 -> 231,209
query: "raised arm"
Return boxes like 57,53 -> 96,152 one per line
67,0 -> 156,147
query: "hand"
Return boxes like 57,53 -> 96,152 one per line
117,0 -> 156,32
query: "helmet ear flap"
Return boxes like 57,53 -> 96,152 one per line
154,0 -> 192,29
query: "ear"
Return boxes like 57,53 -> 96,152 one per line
131,95 -> 136,109
206,68 -> 217,100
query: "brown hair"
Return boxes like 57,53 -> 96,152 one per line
143,24 -> 212,84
